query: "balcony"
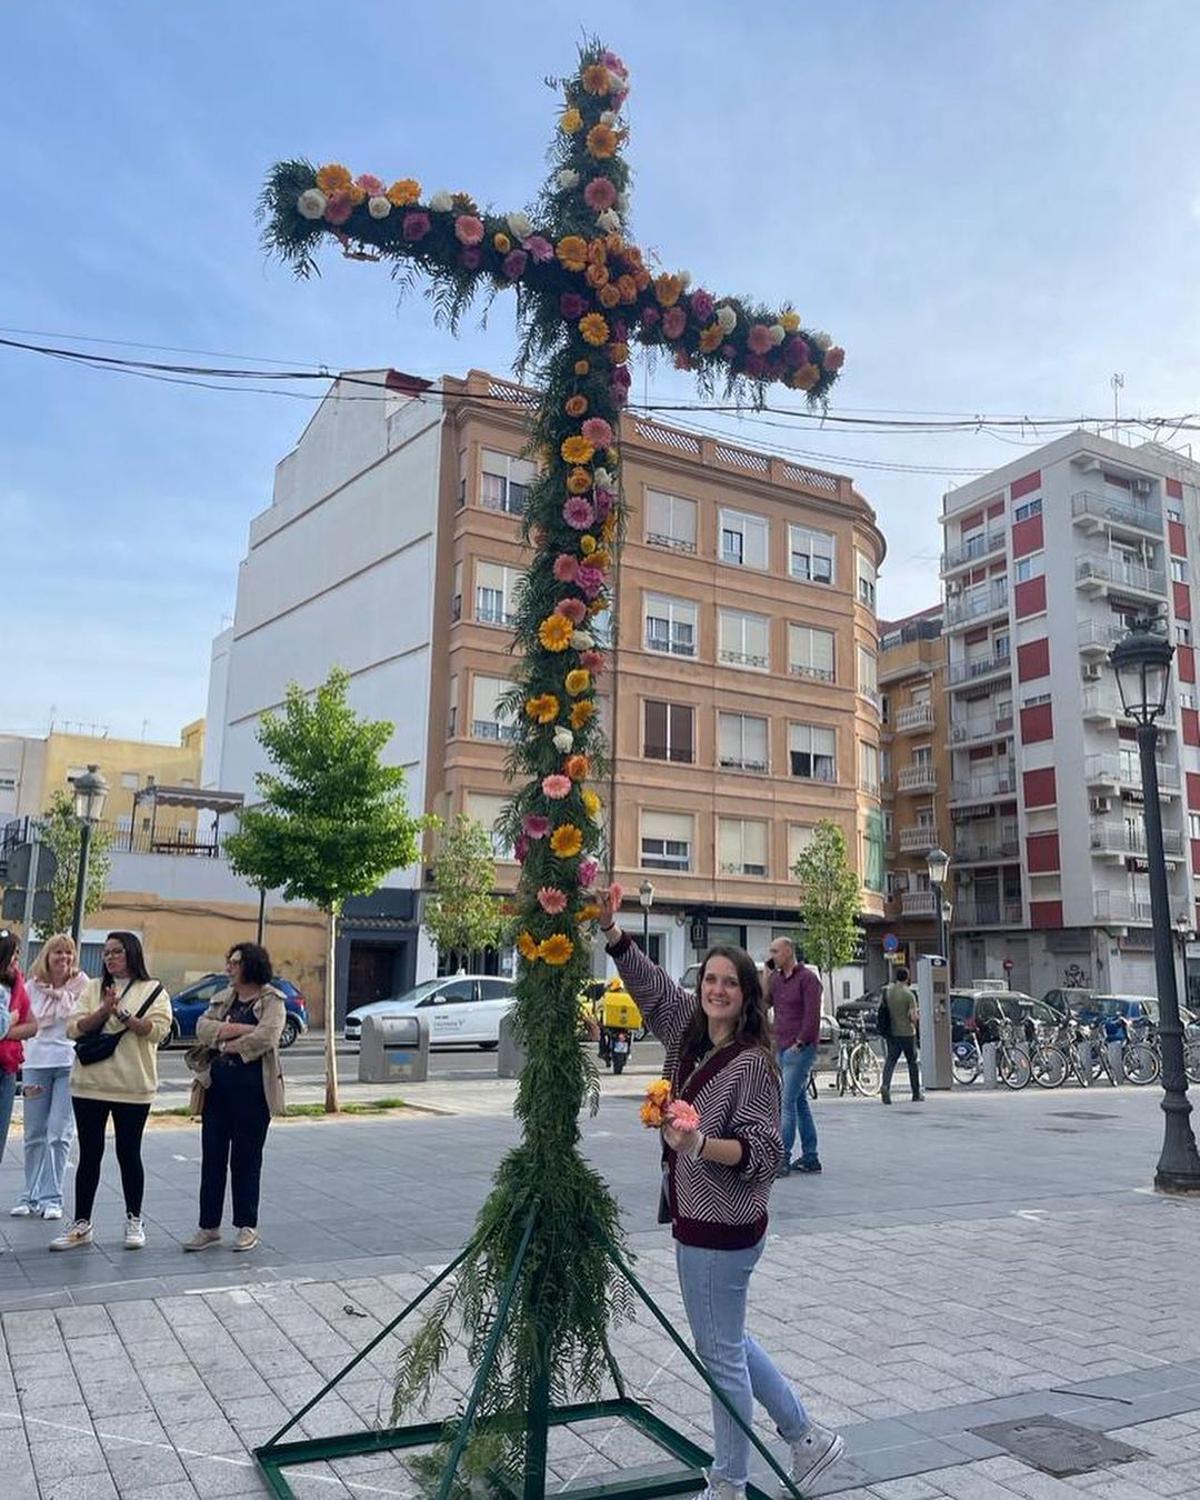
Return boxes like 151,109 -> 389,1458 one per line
942,526 -> 1007,574
897,764 -> 937,792
473,719 -> 519,743
1093,891 -> 1154,925
1075,555 -> 1167,600
646,531 -> 697,555
950,767 -> 1019,804
719,648 -> 770,670
950,709 -> 1015,746
789,663 -> 836,684
1071,490 -> 1162,540
947,650 -> 1012,689
1084,753 -> 1180,796
953,836 -> 1021,865
1080,683 -> 1177,732
1089,821 -> 1183,860
945,581 -> 1009,630
899,826 -> 939,853
895,702 -> 935,732
954,899 -> 1024,928
901,891 -> 939,916
1078,619 -> 1132,657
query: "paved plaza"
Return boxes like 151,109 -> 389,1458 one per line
2,1081 -> 1199,1498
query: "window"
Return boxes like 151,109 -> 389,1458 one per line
1014,497 -> 1043,522
788,624 -> 836,682
1176,623 -> 1193,646
719,508 -> 768,569
1172,558 -> 1188,583
1190,813 -> 1200,841
856,552 -> 877,608
880,694 -> 890,724
1181,690 -> 1197,710
644,701 -> 694,763
789,525 -> 836,586
447,675 -> 458,737
718,817 -> 768,877
1015,552 -> 1045,583
789,723 -> 837,782
1022,692 -> 1051,708
994,631 -> 1011,660
466,792 -> 514,859
475,560 -> 519,626
641,810 -> 693,871
881,748 -> 892,782
451,560 -> 463,622
718,712 -> 768,773
718,609 -> 770,669
882,810 -> 894,842
912,744 -> 933,768
787,824 -> 815,875
645,489 -> 697,553
1168,501 -> 1184,523
120,772 -> 139,791
480,449 -> 536,515
471,675 -> 518,742
644,593 -> 697,657
858,647 -> 879,703
860,742 -> 879,796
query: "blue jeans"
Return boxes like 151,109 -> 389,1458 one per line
18,1066 -> 75,1211
676,1240 -> 808,1486
0,1071 -> 15,1168
779,1043 -> 819,1166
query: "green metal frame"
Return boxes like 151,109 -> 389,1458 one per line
254,1216 -> 806,1500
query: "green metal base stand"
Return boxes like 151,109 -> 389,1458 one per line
253,1215 -> 805,1500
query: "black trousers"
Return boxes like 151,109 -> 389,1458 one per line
882,1036 -> 922,1098
200,1063 -> 271,1229
72,1096 -> 151,1220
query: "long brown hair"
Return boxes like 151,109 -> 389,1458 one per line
678,944 -> 775,1075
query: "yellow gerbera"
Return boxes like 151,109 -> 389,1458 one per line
316,163 -> 353,194
581,63 -> 612,95
560,107 -> 583,135
525,693 -> 560,724
781,310 -> 801,332
517,930 -> 540,962
699,324 -> 723,354
539,933 -> 575,966
539,614 -> 574,652
569,700 -> 596,730
580,535 -> 597,555
579,313 -> 610,348
550,825 -> 584,859
578,903 -> 601,924
607,340 -> 629,364
561,435 -> 595,465
493,232 -> 512,253
586,123 -> 618,160
556,235 -> 589,272
581,790 -> 602,820
386,178 -> 421,206
566,467 -> 592,495
565,669 -> 591,696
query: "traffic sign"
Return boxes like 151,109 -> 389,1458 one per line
1,889 -> 55,925
4,842 -> 58,890
882,933 -> 899,954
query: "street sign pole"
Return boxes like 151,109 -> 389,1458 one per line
19,836 -> 41,969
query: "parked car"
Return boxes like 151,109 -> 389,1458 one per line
344,975 -> 516,1048
1071,993 -> 1197,1042
950,988 -> 1060,1043
164,972 -> 309,1050
836,990 -> 886,1036
680,961 -> 768,993
1041,987 -> 1092,1021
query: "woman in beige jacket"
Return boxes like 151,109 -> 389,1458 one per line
184,941 -> 285,1252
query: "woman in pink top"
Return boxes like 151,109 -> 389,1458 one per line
0,930 -> 36,1174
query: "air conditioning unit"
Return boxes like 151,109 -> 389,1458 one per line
1082,662 -> 1103,681
1090,796 -> 1112,815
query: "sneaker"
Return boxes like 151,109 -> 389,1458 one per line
696,1476 -> 745,1500
182,1228 -> 222,1253
792,1159 -> 822,1174
233,1227 -> 260,1252
774,1161 -> 791,1179
124,1214 -> 146,1250
791,1422 -> 844,1490
42,1206 -> 63,1221
49,1220 -> 93,1252
9,1202 -> 36,1217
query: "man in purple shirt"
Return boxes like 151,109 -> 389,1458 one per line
767,937 -> 824,1175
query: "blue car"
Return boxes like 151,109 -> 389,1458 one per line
1072,993 -> 1195,1043
163,972 -> 309,1050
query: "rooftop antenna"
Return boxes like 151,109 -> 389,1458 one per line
1111,372 -> 1125,444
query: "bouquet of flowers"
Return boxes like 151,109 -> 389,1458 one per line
639,1079 -> 700,1133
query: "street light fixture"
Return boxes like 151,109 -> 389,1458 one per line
67,764 -> 109,944
1109,619 -> 1200,1193
1174,914 -> 1193,1017
926,847 -> 951,964
638,878 -> 655,952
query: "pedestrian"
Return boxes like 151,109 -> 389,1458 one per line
880,966 -> 923,1105
11,934 -> 88,1219
0,931 -> 37,1170
51,932 -> 172,1251
183,942 -> 286,1253
766,937 -> 823,1175
596,891 -> 843,1500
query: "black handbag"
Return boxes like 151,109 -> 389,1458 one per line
74,984 -> 162,1066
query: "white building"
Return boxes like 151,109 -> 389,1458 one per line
940,431 -> 1200,997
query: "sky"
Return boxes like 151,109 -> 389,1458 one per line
4,1 -> 1199,742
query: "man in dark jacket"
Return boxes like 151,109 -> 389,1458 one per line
768,937 -> 824,1174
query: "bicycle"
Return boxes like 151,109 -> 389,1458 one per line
1030,1020 -> 1107,1088
1115,1015 -> 1160,1086
951,1019 -> 1031,1089
835,1017 -> 882,1097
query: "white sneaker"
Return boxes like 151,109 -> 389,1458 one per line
49,1220 -> 93,1251
42,1205 -> 63,1221
696,1477 -> 745,1500
9,1202 -> 36,1217
124,1214 -> 146,1249
791,1422 -> 844,1490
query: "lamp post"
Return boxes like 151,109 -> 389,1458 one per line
926,846 -> 951,964
1174,914 -> 1193,1016
1110,620 -> 1200,1193
638,878 -> 654,953
68,764 -> 110,944
941,898 -> 954,983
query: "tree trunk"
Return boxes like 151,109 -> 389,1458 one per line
325,903 -> 341,1114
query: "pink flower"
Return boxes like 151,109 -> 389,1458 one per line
579,857 -> 600,887
454,214 -> 485,245
459,246 -> 482,270
721,343 -> 737,359
560,292 -> 588,320
744,353 -> 768,377
666,1098 -> 701,1133
523,814 -> 552,839
784,336 -> 810,369
747,323 -> 774,354
581,417 -> 613,448
576,565 -> 605,599
514,834 -> 530,864
553,553 -> 580,583
403,211 -> 431,240
502,249 -> 528,280
662,307 -> 687,340
584,176 -> 618,211
690,289 -> 714,323
324,191 -> 354,225
556,597 -> 588,624
610,383 -> 628,408
602,51 -> 627,75
641,305 -> 660,327
610,365 -> 632,390
825,346 -> 845,372
537,886 -> 568,915
355,173 -> 385,197
563,496 -> 595,530
581,649 -> 605,673
523,234 -> 554,263
612,318 -> 629,341
542,774 -> 572,800
593,487 -> 615,520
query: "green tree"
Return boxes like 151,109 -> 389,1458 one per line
224,668 -> 423,1111
793,818 -> 862,1003
39,790 -> 114,936
422,814 -> 504,967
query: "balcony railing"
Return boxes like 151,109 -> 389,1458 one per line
97,820 -> 225,858
1077,619 -> 1131,654
950,710 -> 1014,744
899,826 -> 939,853
646,531 -> 697,554
954,899 -> 1024,928
1071,490 -> 1162,537
942,526 -> 1007,572
1075,555 -> 1167,597
859,777 -> 881,797
1084,753 -> 1180,792
953,837 -> 1021,864
947,650 -> 1012,687
719,648 -> 770,669
1093,891 -> 1154,924
950,768 -> 1018,802
901,891 -> 938,916
1089,821 -> 1183,857
473,719 -> 520,743
789,663 -> 836,684
897,764 -> 937,791
895,702 -> 935,731
945,582 -> 1009,628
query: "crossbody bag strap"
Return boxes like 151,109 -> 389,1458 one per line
130,982 -> 163,1021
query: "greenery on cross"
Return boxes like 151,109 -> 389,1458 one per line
793,819 -> 862,1000
422,814 -> 504,965
40,790 -> 114,935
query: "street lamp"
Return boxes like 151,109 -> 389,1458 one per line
1110,619 -> 1200,1193
638,878 -> 654,952
941,899 -> 954,983
68,764 -> 109,944
1174,914 -> 1193,1018
926,846 -> 951,963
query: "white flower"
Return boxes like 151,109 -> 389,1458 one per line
507,211 -> 533,239
553,727 -> 574,753
297,188 -> 327,220
592,467 -> 614,488
616,191 -> 631,214
367,196 -> 391,220
429,190 -> 453,212
557,169 -> 580,191
769,323 -> 786,346
813,330 -> 833,351
677,269 -> 692,289
596,208 -> 621,233
570,630 -> 595,651
600,110 -> 618,126
715,304 -> 737,334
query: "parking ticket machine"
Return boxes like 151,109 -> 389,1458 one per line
917,955 -> 952,1090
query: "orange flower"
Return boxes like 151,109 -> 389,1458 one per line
561,435 -> 595,465
699,324 -> 723,354
600,514 -> 618,545
588,596 -> 608,615
574,359 -> 591,376
633,267 -> 652,292
616,274 -> 638,304
581,62 -> 612,95
587,238 -> 608,265
585,262 -> 610,290
517,930 -> 540,961
566,467 -> 593,495
565,669 -> 591,696
539,614 -> 574,652
607,340 -> 629,364
590,549 -> 611,570
580,313 -> 610,347
525,693 -> 560,724
565,754 -> 590,781
316,163 -> 353,194
655,273 -> 683,307
550,824 -> 583,859
586,123 -> 619,160
565,394 -> 588,418
538,932 -> 575,966
790,363 -> 820,391
569,700 -> 596,730
493,232 -> 512,253
597,283 -> 621,309
556,235 -> 589,272
603,232 -> 625,256
578,903 -> 602,924
640,1077 -> 673,1128
560,108 -> 583,134
386,177 -> 421,206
